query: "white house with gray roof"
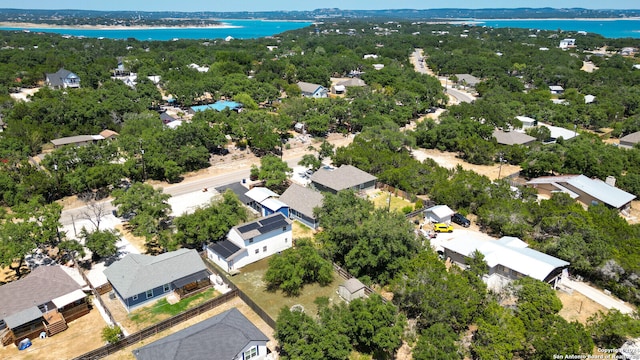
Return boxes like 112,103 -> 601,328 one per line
132,307 -> 269,360
206,213 -> 292,273
526,174 -> 636,213
104,249 -> 210,312
279,183 -> 324,229
45,68 -> 80,89
310,165 -> 377,194
442,236 -> 569,288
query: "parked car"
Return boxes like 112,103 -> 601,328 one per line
433,223 -> 453,233
452,213 -> 471,227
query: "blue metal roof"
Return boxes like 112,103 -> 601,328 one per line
190,101 -> 242,113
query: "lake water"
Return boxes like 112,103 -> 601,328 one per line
0,19 -> 313,41
475,19 -> 640,39
0,18 -> 638,40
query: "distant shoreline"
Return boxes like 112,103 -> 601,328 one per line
0,21 -> 240,30
472,17 -> 640,21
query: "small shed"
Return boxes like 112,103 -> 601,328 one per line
338,278 -> 367,302
424,205 -> 455,223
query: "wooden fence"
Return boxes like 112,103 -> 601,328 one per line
75,262 -> 117,327
376,182 -> 415,202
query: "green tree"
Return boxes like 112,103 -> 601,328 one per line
257,154 -> 291,194
298,154 -> 322,172
264,238 -> 333,296
101,325 -> 123,344
82,228 -> 120,260
587,310 -> 640,348
413,323 -> 462,360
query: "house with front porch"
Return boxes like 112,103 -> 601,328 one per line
206,213 -> 292,273
0,265 -> 90,346
104,249 -> 211,312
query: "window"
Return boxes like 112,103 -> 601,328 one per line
146,290 -> 153,299
263,246 -> 267,252
243,346 -> 258,360
282,226 -> 286,231
163,284 -> 170,293
132,294 -> 138,301
255,249 -> 259,254
249,238 -> 253,243
285,238 -> 288,243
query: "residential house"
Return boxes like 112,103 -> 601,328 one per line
245,187 -> 289,217
206,213 -> 292,273
310,165 -> 377,194
99,129 -> 119,140
424,204 -> 455,223
297,81 -> 328,98
338,278 -> 368,302
559,38 -> 576,49
515,116 -> 537,130
104,249 -> 211,312
45,68 -> 80,89
187,63 -> 209,73
492,129 -> 536,146
215,182 -> 253,206
338,78 -> 366,88
279,183 -> 324,229
619,131 -> 640,149
538,122 -> 578,142
0,265 -> 89,346
526,174 -> 636,213
549,85 -> 565,95
442,236 -> 569,289
584,94 -> 596,104
132,308 -> 269,360
50,135 -> 104,148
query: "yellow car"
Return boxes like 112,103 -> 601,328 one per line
434,223 -> 453,233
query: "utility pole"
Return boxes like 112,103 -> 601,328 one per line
139,140 -> 146,181
498,153 -> 504,180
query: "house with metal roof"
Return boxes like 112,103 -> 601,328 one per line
619,131 -> 640,149
492,129 -> 536,146
45,68 -> 80,89
206,213 -> 292,273
538,122 -> 578,142
244,187 -> 289,218
442,236 -> 569,288
526,174 -> 636,212
104,249 -> 211,312
0,265 -> 89,346
132,308 -> 269,360
297,81 -> 328,98
279,183 -> 324,229
310,165 -> 377,194
189,100 -> 243,114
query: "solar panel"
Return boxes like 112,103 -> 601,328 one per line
259,214 -> 285,226
238,222 -> 260,233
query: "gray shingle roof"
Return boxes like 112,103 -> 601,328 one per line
232,213 -> 291,241
492,129 -> 536,146
104,249 -> 208,299
297,81 -> 324,94
0,265 -> 82,328
279,183 -> 324,219
132,308 -> 269,360
620,131 -> 640,145
310,165 -> 377,192
45,68 -> 77,87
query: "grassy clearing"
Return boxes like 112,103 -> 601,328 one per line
370,190 -> 415,213
128,288 -> 218,326
292,220 -> 315,240
229,257 -> 344,319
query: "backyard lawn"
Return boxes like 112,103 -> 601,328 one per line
118,288 -> 219,332
370,190 -> 415,213
228,257 -> 344,320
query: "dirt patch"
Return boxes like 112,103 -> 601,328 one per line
113,224 -> 146,254
411,148 -> 521,181
556,288 -> 607,325
103,296 -> 277,360
0,304 -> 107,360
292,221 -> 315,240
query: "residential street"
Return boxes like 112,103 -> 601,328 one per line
410,48 -> 476,104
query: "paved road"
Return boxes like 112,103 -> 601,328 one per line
562,278 -> 635,314
59,155 -> 306,227
410,48 -> 475,104
445,86 -> 476,104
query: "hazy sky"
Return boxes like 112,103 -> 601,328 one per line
2,1 -> 639,12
